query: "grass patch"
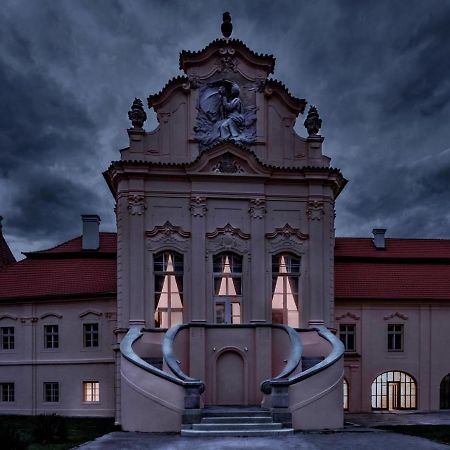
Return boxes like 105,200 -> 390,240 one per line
0,415 -> 119,450
377,425 -> 450,445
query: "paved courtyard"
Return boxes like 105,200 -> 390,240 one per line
77,412 -> 450,450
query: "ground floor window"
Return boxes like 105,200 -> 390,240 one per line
83,381 -> 100,402
271,254 -> 300,328
44,382 -> 59,402
440,374 -> 450,409
0,382 -> 14,402
371,371 -> 416,410
343,378 -> 349,410
154,252 -> 184,328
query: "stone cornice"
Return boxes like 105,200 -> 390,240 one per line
264,79 -> 307,115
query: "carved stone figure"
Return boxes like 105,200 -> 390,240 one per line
195,80 -> 256,149
128,98 -> 147,129
304,105 -> 322,136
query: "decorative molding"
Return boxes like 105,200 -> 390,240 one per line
249,198 -> 266,219
190,196 -> 207,217
128,194 -> 146,216
206,224 -> 250,240
20,317 -> 38,324
336,312 -> 360,321
206,224 -> 250,255
265,224 -> 308,255
79,310 -> 103,319
146,221 -> 191,252
0,314 -> 18,321
384,312 -> 408,321
307,200 -> 325,221
39,313 -> 63,320
211,154 -> 245,174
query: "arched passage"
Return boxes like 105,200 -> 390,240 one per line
371,371 -> 417,410
440,374 -> 450,409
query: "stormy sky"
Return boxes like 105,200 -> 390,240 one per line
1,0 -> 449,260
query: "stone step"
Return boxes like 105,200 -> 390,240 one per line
202,410 -> 271,418
181,428 -> 294,437
193,422 -> 282,431
202,416 -> 272,424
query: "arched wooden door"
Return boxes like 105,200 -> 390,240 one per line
216,350 -> 245,405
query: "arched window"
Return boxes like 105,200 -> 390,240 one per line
371,371 -> 416,410
440,374 -> 450,409
271,254 -> 300,327
213,253 -> 242,324
154,251 -> 183,328
343,378 -> 349,411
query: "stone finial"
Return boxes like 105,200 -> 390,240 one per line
304,105 -> 322,136
221,12 -> 232,39
128,98 -> 147,129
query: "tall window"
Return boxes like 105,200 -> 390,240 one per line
44,382 -> 59,402
154,252 -> 184,328
0,383 -> 14,402
83,381 -> 100,402
44,325 -> 59,349
343,378 -> 349,410
271,254 -> 300,327
1,327 -> 14,350
388,324 -> 404,351
83,323 -> 99,348
339,324 -> 356,352
213,253 -> 242,324
371,371 -> 416,410
440,374 -> 450,409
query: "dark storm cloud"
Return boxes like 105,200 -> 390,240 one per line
0,0 -> 449,259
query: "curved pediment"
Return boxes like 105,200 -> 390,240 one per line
186,142 -> 270,176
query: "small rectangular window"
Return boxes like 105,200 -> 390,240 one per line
44,325 -> 59,349
83,381 -> 100,402
339,324 -> 356,352
388,324 -> 404,351
83,323 -> 99,348
0,383 -> 14,402
1,327 -> 14,350
44,382 -> 59,402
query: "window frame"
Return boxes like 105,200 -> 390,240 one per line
153,251 -> 184,329
0,382 -> 15,402
82,381 -> 100,403
339,323 -> 356,352
271,253 -> 301,328
44,382 -> 60,403
83,323 -> 99,348
43,324 -> 59,349
387,323 -> 404,352
1,326 -> 14,350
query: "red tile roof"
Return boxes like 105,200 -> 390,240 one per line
335,237 -> 450,300
0,233 -> 116,301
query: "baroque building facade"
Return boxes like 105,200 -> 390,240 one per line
0,17 -> 449,434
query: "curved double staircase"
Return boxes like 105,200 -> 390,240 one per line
119,323 -> 344,434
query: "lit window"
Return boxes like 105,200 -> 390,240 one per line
387,324 -> 404,351
44,325 -> 59,349
339,324 -> 356,352
154,252 -> 184,328
83,381 -> 100,402
1,327 -> 14,350
440,374 -> 450,409
83,323 -> 99,348
343,378 -> 349,410
271,254 -> 300,327
0,383 -> 14,402
371,371 -> 416,410
44,382 -> 59,402
213,253 -> 242,324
